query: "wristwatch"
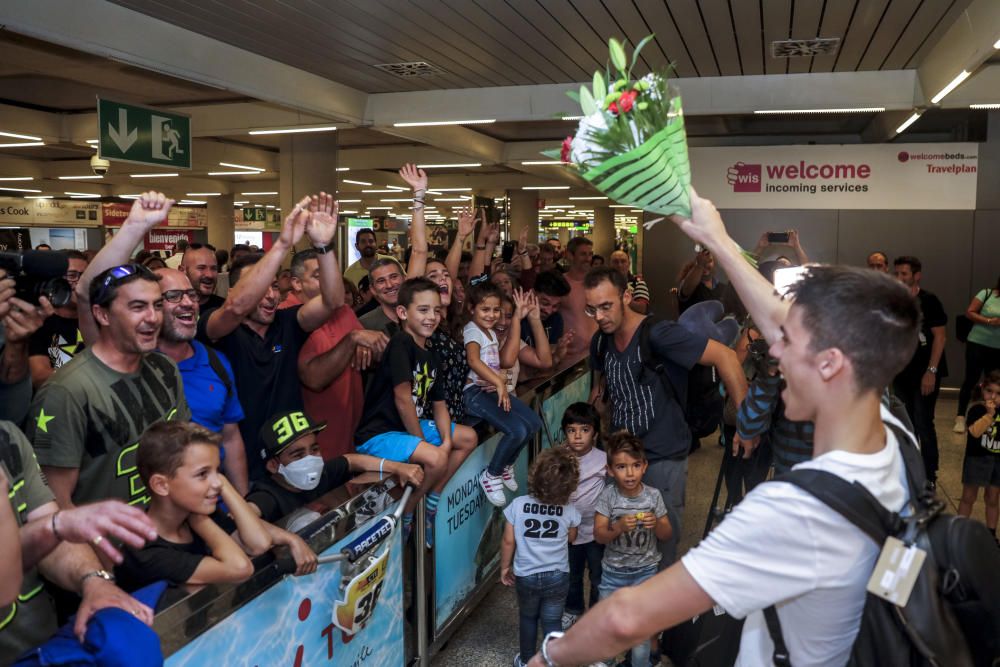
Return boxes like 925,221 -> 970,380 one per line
926,366 -> 938,374
80,570 -> 115,586
313,241 -> 336,254
541,631 -> 564,666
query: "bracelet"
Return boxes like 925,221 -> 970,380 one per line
540,631 -> 564,667
51,511 -> 62,541
379,458 -> 385,480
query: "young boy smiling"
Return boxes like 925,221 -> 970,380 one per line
355,277 -> 477,541
116,422 -> 273,596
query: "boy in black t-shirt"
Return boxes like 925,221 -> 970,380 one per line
246,409 -> 424,525
116,422 -> 276,597
355,278 -> 478,542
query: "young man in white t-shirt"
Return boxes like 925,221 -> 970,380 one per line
527,190 -> 921,667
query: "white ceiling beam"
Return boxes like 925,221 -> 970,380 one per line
914,0 -> 1000,107
0,0 -> 368,124
372,125 -> 505,165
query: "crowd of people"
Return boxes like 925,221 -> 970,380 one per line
0,170 -> 997,666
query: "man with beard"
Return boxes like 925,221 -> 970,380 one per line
359,257 -> 405,336
27,192 -> 190,508
155,268 -> 249,494
198,193 -> 343,482
28,250 -> 88,388
344,228 -> 392,288
179,243 -> 225,311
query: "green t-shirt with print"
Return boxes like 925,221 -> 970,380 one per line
27,349 -> 190,507
0,421 -> 58,661
967,288 -> 1000,348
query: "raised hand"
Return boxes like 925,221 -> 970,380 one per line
487,221 -> 500,246
2,296 -> 52,344
511,287 -> 528,318
524,291 -> 541,320
124,191 -> 174,231
398,163 -> 428,192
279,196 -> 313,248
670,187 -> 727,250
457,209 -> 476,239
518,226 -> 529,254
305,192 -> 338,247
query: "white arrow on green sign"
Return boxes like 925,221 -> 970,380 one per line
97,98 -> 192,169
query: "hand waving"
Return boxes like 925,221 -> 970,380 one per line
305,192 -> 338,247
399,163 -> 428,192
279,196 -> 313,248
457,209 -> 476,239
124,191 -> 174,232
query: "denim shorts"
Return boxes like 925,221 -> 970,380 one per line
357,419 -> 455,462
597,563 -> 659,600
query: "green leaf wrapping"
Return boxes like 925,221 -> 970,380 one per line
609,38 -> 627,72
580,98 -> 691,217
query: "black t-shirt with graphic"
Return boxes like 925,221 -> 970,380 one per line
898,289 -> 948,382
28,314 -> 84,371
355,331 -> 445,446
246,457 -> 351,523
965,404 -> 1000,457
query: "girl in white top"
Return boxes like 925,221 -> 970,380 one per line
463,284 -> 546,506
495,291 -> 554,392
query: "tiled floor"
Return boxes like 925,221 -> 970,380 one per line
430,395 -> 970,667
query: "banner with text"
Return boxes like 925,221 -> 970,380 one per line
688,143 -> 978,210
0,198 -> 100,226
102,203 -> 207,228
434,433 -> 529,633
166,505 -> 405,667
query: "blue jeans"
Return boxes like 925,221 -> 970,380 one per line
566,540 -> 604,615
464,386 -> 542,476
515,570 -> 569,660
599,564 -> 658,665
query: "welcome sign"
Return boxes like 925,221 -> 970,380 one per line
689,143 -> 978,210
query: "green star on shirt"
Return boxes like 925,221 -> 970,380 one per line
36,409 -> 55,433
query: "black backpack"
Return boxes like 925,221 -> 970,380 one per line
764,421 -> 1000,667
594,316 -> 722,439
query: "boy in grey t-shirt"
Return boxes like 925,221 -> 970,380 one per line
501,448 -> 581,667
594,433 -> 671,666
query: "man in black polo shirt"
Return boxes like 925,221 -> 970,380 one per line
246,409 -> 424,525
198,194 -> 344,482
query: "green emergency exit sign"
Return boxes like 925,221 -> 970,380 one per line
97,98 -> 192,169
243,207 -> 266,222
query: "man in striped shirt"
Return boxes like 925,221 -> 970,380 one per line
610,250 -> 649,314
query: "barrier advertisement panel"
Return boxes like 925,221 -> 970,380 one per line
434,433 -> 529,632
539,373 -> 591,449
688,143 -> 978,210
165,507 -> 405,667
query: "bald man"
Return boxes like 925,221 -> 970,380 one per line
180,244 -> 225,310
867,251 -> 890,273
610,250 -> 650,314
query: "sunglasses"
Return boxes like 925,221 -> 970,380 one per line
162,288 -> 199,304
93,264 -> 157,305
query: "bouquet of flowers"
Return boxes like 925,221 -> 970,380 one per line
545,36 -> 691,222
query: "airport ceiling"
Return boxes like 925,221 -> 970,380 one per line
0,0 -> 998,211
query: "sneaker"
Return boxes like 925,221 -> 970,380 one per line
561,611 -> 578,630
512,654 -> 526,667
425,512 -> 435,550
953,415 -> 967,433
479,470 -> 507,506
501,464 -> 519,491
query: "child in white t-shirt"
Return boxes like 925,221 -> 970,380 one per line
464,283 -> 543,507
501,447 -> 581,667
559,402 -> 607,629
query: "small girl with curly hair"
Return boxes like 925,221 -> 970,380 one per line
500,447 -> 581,667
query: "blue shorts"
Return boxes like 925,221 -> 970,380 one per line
357,420 -> 455,462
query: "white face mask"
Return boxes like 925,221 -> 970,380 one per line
277,455 -> 324,491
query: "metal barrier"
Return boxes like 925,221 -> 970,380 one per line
150,357 -> 591,667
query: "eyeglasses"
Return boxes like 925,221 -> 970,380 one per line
93,263 -> 157,305
584,302 -> 616,318
162,288 -> 199,303
64,270 -> 83,281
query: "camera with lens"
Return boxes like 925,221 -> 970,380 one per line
0,250 -> 73,308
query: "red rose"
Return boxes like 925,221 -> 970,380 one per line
608,101 -> 619,115
618,90 -> 638,113
561,136 -> 573,163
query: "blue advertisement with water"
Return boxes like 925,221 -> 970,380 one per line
166,508 -> 404,667
433,433 -> 528,633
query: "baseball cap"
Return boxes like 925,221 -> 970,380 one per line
258,410 -> 327,460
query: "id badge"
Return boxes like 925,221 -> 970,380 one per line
866,536 -> 927,607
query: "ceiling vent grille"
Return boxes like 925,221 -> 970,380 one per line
771,38 -> 840,58
373,61 -> 444,78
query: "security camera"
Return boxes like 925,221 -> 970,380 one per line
90,155 -> 110,176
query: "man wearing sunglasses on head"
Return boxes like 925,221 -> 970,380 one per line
27,192 -> 191,510
198,192 -> 344,482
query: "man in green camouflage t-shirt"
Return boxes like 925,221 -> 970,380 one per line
28,198 -> 190,508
